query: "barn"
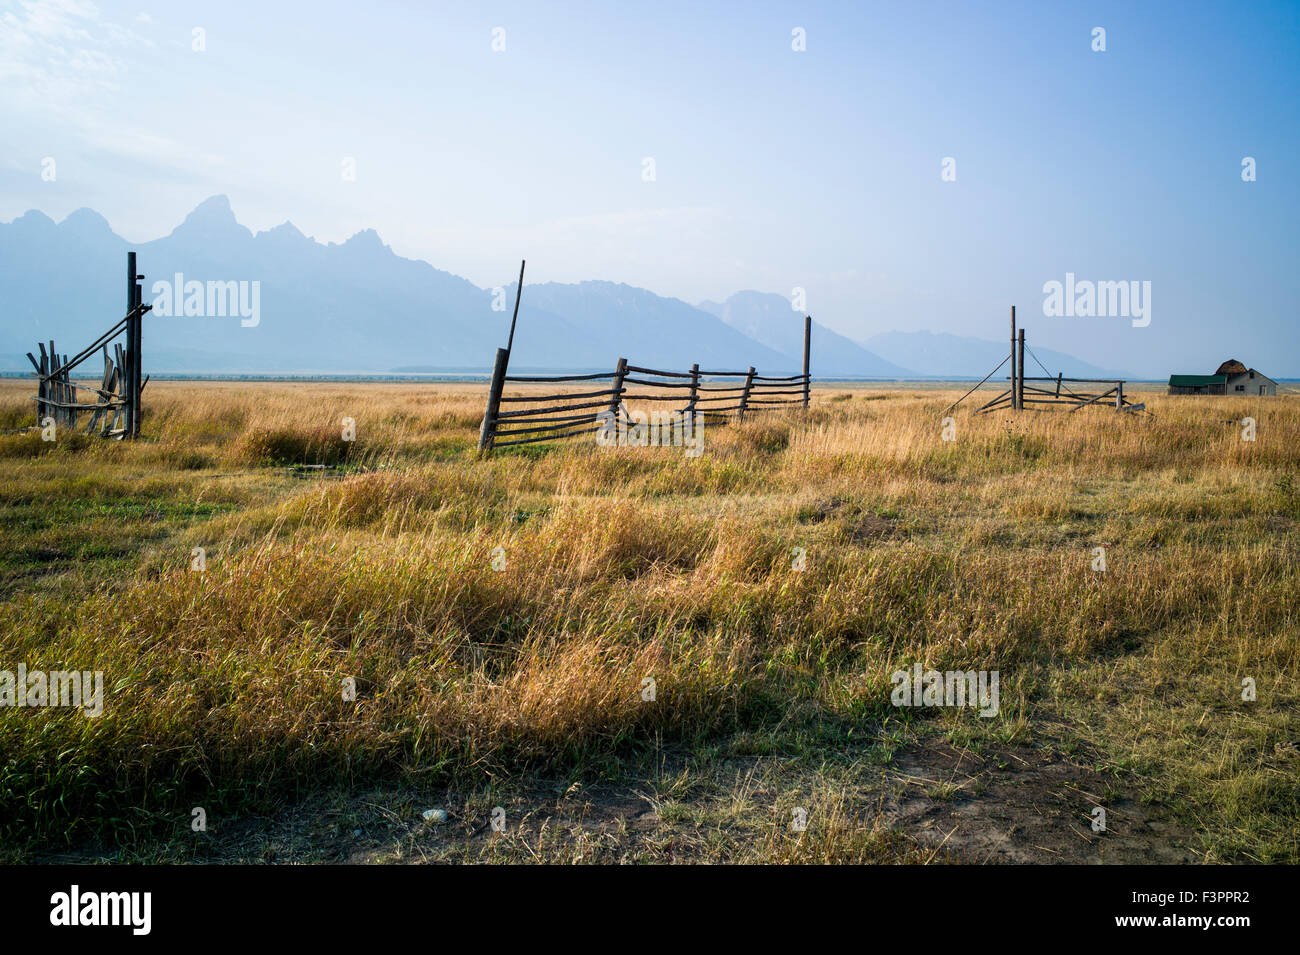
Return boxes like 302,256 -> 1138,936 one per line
1168,360 -> 1277,396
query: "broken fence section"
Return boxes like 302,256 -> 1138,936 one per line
27,252 -> 152,439
479,317 -> 813,452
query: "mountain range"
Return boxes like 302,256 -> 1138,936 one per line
0,197 -> 1126,379
863,330 -> 1126,380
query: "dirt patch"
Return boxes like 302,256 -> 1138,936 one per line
798,496 -> 846,523
22,739 -> 1204,865
883,741 -> 1200,864
846,512 -> 905,542
798,498 -> 906,542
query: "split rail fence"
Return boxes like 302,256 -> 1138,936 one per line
478,316 -> 812,452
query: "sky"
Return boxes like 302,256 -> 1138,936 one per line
1,0 -> 1298,374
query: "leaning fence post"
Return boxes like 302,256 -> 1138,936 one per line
608,357 -> 628,426
478,347 -> 510,453
685,362 -> 701,423
114,343 -> 127,434
46,348 -> 52,426
51,348 -> 66,428
33,344 -> 47,421
48,341 -> 59,426
737,366 -> 756,421
64,354 -> 74,429
802,315 -> 811,408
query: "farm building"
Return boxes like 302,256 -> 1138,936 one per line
1168,360 -> 1277,396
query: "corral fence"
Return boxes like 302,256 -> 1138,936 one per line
28,252 -> 152,438
946,306 -> 1147,417
478,315 -> 812,452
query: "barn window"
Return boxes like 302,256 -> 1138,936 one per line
1236,385 -> 1245,391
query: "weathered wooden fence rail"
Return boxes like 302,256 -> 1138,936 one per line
479,316 -> 813,452
28,252 -> 151,438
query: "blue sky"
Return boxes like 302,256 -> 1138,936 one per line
1,0 -> 1297,374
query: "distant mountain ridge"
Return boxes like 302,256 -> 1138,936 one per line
1,197 -> 1111,379
699,291 -> 911,378
0,197 -> 822,375
863,330 -> 1132,380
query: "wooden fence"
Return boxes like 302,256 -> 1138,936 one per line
478,316 -> 812,452
974,374 -> 1141,414
30,339 -> 139,436
28,252 -> 151,438
946,307 -> 1146,416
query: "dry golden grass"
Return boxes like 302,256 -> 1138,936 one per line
0,377 -> 1296,862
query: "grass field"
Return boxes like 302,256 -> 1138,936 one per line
0,378 -> 1296,864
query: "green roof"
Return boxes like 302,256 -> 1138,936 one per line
1169,374 -> 1226,386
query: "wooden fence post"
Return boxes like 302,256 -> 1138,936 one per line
49,348 -> 60,426
506,259 -> 526,352
66,354 -> 73,427
1116,381 -> 1123,410
608,357 -> 628,425
802,315 -> 811,409
686,362 -> 700,420
34,346 -> 44,422
49,345 -> 68,429
48,346 -> 58,426
45,342 -> 54,425
1017,328 -> 1026,413
129,253 -> 144,437
124,253 -> 136,436
57,352 -> 70,428
478,347 -> 510,453
1010,306 -> 1018,411
737,366 -> 756,421
114,343 -> 127,434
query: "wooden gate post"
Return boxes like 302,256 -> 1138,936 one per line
1010,306 -> 1018,411
478,346 -> 510,453
737,366 -> 756,421
124,252 -> 137,436
802,315 -> 811,408
1017,328 -> 1026,413
131,255 -> 143,437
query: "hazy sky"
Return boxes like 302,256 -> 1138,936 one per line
2,0 -> 1297,373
